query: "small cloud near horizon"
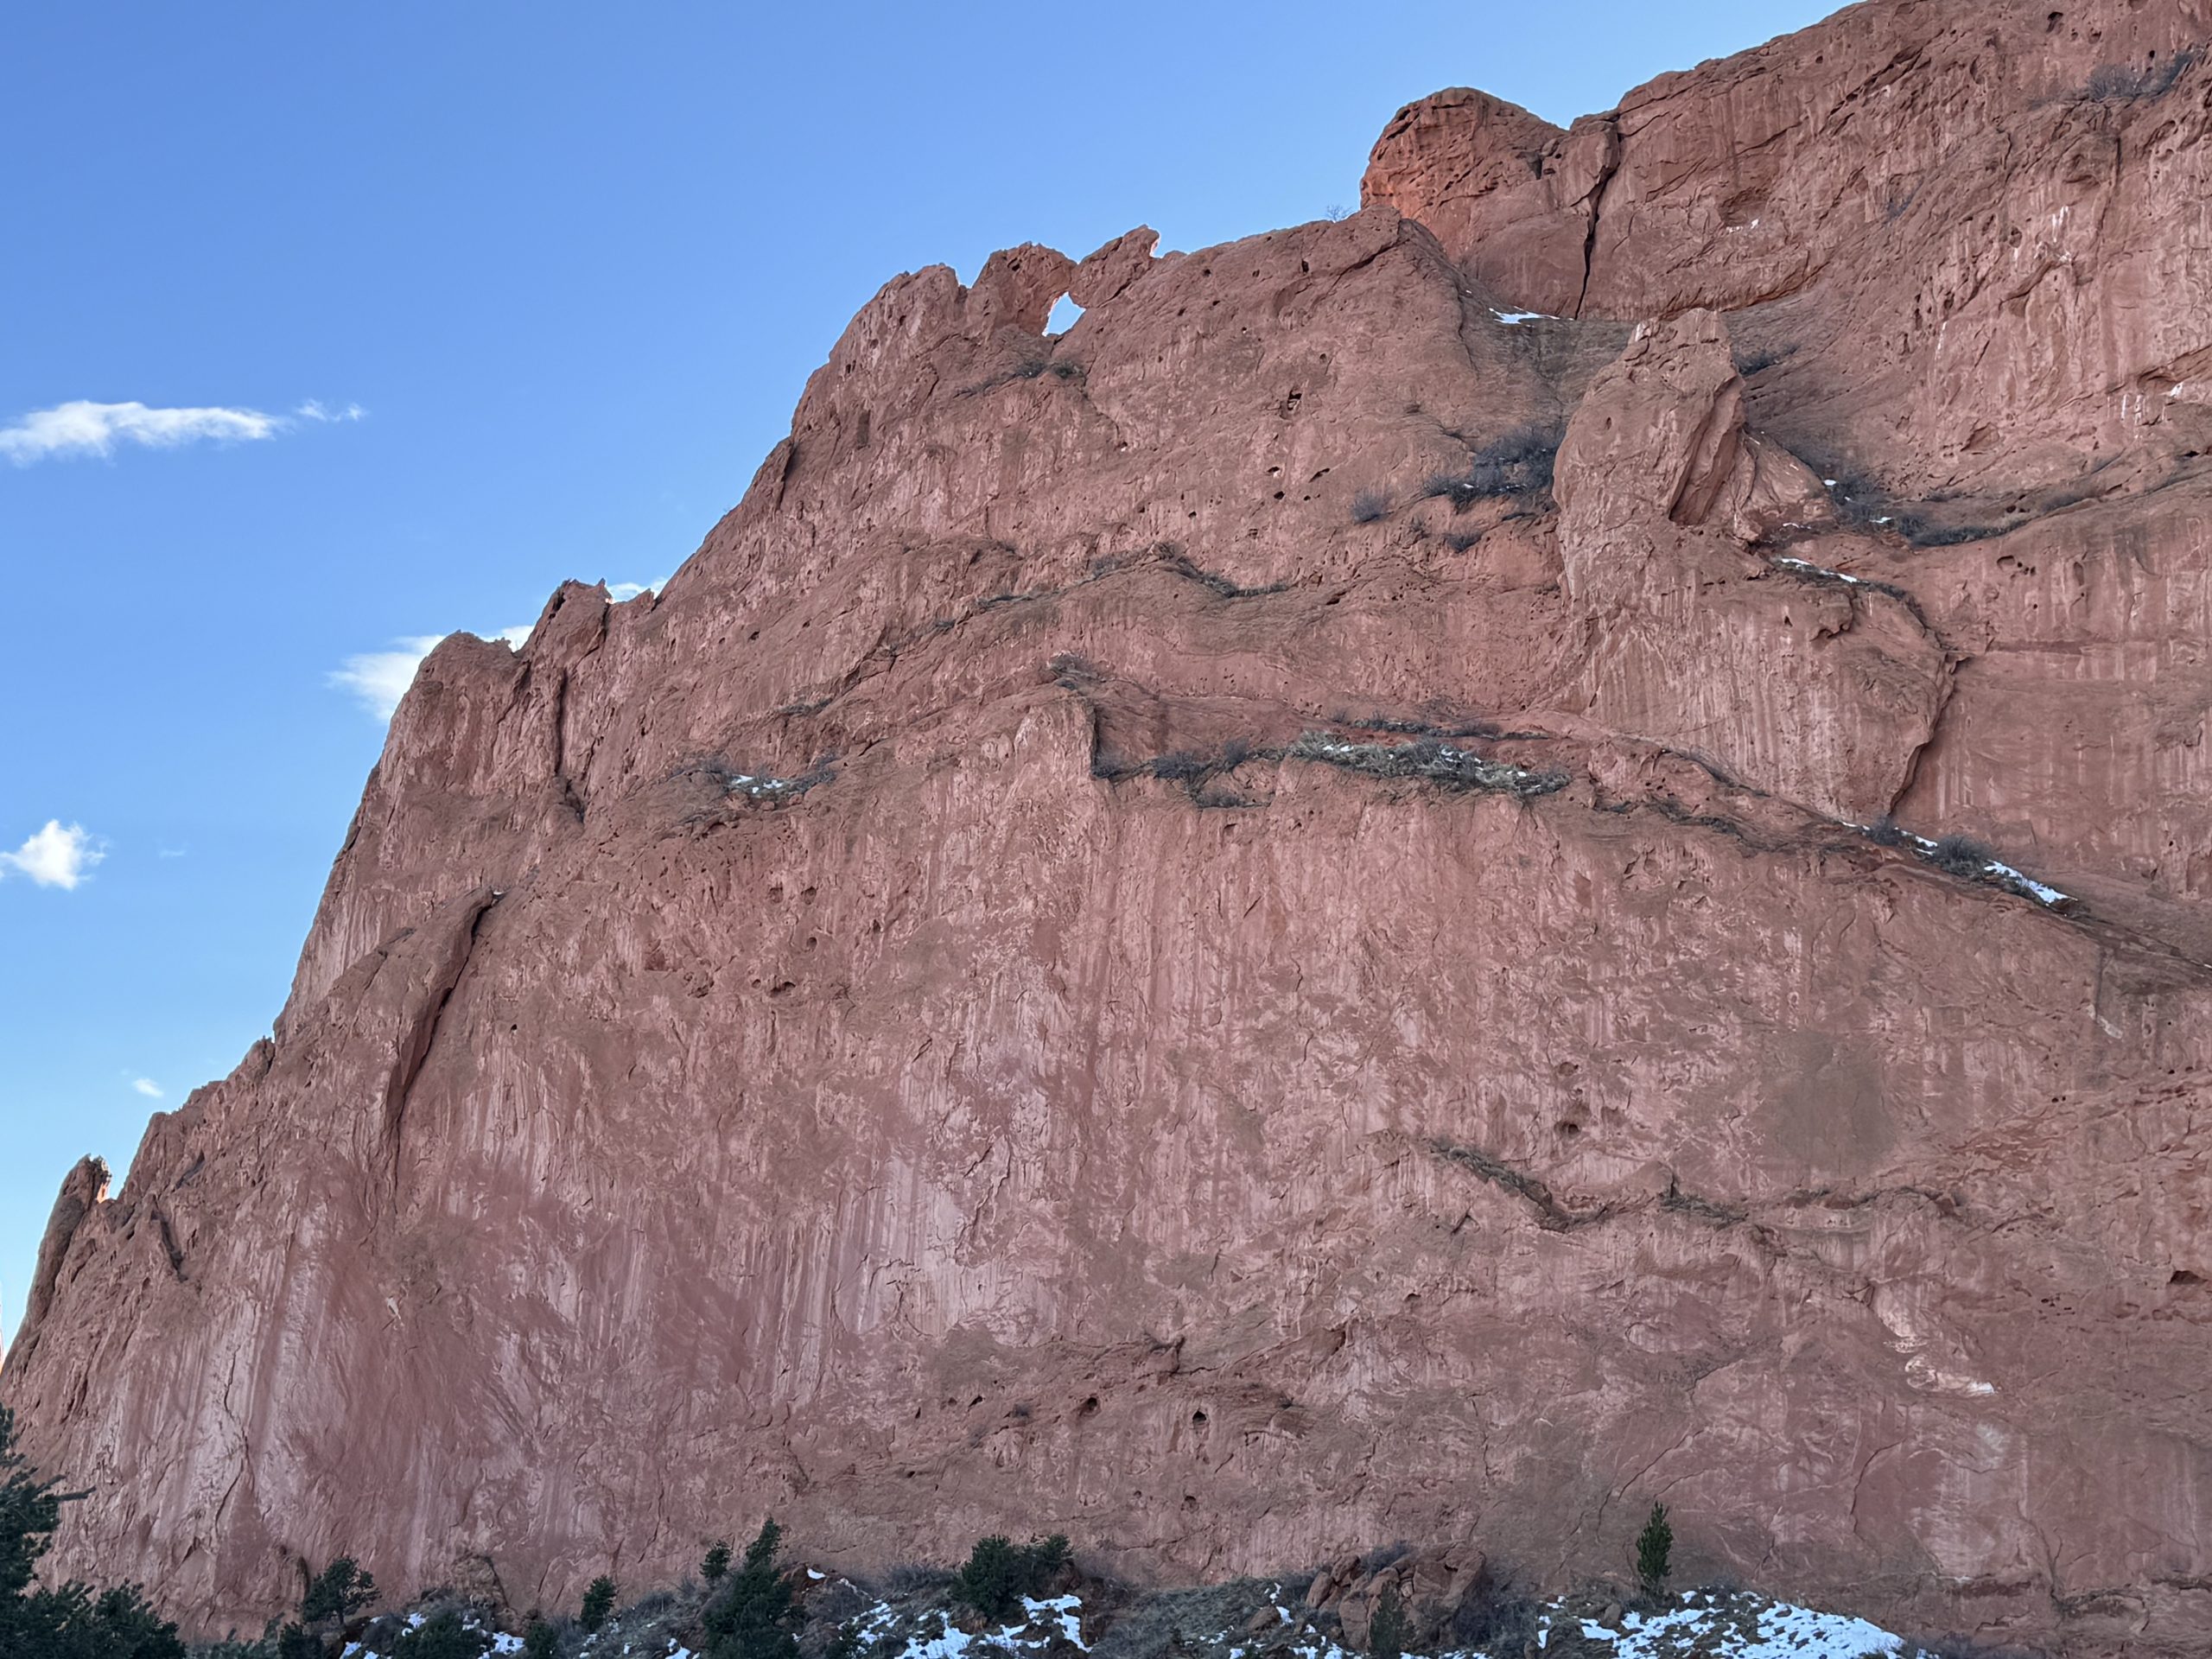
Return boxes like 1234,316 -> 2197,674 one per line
131,1077 -> 163,1099
0,397 -> 365,464
333,586 -> 662,721
329,624 -> 535,721
0,821 -> 104,889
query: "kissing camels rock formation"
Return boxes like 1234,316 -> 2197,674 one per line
11,3 -> 2212,1652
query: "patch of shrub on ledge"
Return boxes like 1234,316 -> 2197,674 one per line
1288,734 -> 1567,798
1422,427 -> 1560,508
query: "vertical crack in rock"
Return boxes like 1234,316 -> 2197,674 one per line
1572,118 -> 1623,321
380,888 -> 502,1179
1885,655 -> 1965,820
151,1205 -> 187,1281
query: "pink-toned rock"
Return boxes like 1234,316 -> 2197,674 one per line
1363,0 -> 2212,500
963,243 -> 1077,335
1330,1548 -> 1487,1649
1555,308 -> 1831,546
1070,226 -> 1159,309
1363,90 -> 1614,318
20,1156 -> 109,1340
9,6 -> 2212,1658
1553,307 -> 1939,823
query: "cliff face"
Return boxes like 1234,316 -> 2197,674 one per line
9,3 -> 2212,1653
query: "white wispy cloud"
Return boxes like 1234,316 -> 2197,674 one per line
330,582 -> 657,721
330,634 -> 448,721
330,625 -> 535,721
131,1077 -> 164,1099
0,821 -> 104,889
0,397 -> 367,465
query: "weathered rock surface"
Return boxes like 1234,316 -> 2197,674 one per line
9,3 -> 2212,1655
1366,1 -> 2212,499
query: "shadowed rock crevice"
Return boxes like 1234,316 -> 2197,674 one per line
378,887 -> 502,1173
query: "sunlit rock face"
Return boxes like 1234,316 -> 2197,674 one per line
11,3 -> 2212,1654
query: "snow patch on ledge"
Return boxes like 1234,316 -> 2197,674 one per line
1846,821 -> 2070,907
1986,860 -> 2068,906
1772,555 -> 1864,586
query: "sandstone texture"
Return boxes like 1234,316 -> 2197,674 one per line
10,3 -> 2212,1654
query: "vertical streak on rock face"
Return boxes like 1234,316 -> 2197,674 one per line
8,6 -> 2212,1656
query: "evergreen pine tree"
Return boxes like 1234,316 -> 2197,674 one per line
955,1537 -> 1022,1621
580,1577 -> 619,1634
0,1406 -> 186,1659
701,1540 -> 733,1585
387,1608 -> 493,1659
0,1402 -> 64,1649
702,1520 -> 798,1659
1634,1503 -> 1674,1603
954,1535 -> 1073,1622
1365,1586 -> 1409,1659
302,1558 -> 377,1626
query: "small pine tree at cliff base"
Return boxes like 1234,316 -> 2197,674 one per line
702,1520 -> 800,1659
1635,1503 -> 1674,1604
0,1404 -> 186,1659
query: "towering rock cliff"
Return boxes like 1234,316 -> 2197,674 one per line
10,3 -> 2212,1653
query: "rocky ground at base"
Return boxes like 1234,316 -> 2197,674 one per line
301,1566 -> 1949,1659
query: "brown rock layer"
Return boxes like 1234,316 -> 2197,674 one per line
10,3 -> 2212,1656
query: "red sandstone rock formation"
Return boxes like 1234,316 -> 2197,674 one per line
10,3 -> 2212,1654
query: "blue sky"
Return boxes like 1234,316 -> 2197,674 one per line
0,0 -> 1834,1341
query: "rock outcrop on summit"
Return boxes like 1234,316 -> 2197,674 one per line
10,3 -> 2212,1654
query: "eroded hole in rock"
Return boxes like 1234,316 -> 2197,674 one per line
1046,293 -> 1084,334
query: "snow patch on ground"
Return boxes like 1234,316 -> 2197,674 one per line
1023,1595 -> 1089,1649
1544,1591 -> 1903,1656
850,1591 -> 1093,1659
342,1582 -> 1916,1659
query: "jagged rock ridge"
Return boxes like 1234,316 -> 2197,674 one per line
9,3 -> 2212,1655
